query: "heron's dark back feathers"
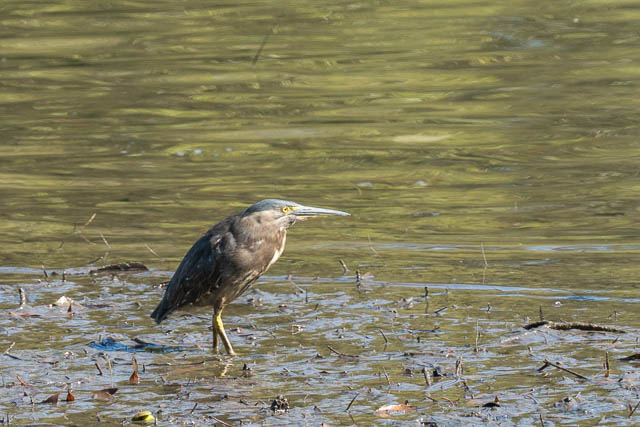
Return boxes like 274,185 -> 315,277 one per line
151,217 -> 232,323
151,210 -> 288,323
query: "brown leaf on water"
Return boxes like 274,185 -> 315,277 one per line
482,396 -> 500,408
35,357 -> 58,365
129,356 -> 139,384
374,401 -> 417,418
40,392 -> 60,405
65,390 -> 75,402
92,387 -> 118,400
10,311 -> 41,318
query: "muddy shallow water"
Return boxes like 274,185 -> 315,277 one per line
2,0 -> 640,425
1,251 -> 639,426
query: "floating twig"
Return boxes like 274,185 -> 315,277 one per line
339,259 -> 349,274
382,367 -> 390,386
480,242 -> 488,267
3,343 -> 21,361
252,31 -> 272,67
346,392 -> 359,411
538,359 -> 589,380
99,232 -> 111,249
287,275 -> 304,295
84,213 -> 97,227
378,329 -> 388,345
144,244 -> 162,259
327,345 -> 359,359
209,416 -> 233,427
630,399 -> 640,417
474,320 -> 479,353
89,262 -> 148,275
524,321 -> 625,333
433,306 -> 448,315
4,342 -> 15,356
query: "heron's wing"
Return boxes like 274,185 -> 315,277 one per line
151,230 -> 225,323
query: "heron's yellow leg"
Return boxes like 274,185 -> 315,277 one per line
212,311 -> 220,353
213,309 -> 236,356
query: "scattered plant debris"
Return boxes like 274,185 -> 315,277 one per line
270,395 -> 290,413
374,401 -> 417,417
89,262 -> 148,275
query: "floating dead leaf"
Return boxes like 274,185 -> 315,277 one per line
35,357 -> 58,365
65,390 -> 75,402
40,392 -> 60,405
10,311 -> 41,318
482,396 -> 500,408
129,356 -> 140,385
92,387 -> 118,400
374,401 -> 417,418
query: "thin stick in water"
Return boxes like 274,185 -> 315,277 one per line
538,359 -> 588,380
382,367 -> 391,386
252,32 -> 271,66
345,392 -> 359,412
18,288 -> 26,308
339,259 -> 349,274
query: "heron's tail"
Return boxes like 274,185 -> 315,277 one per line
151,296 -> 173,324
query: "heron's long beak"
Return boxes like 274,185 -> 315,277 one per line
294,205 -> 350,217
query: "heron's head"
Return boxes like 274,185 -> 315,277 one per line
244,199 -> 349,229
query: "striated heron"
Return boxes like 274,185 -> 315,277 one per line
151,199 -> 349,355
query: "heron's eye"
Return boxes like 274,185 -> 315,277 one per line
281,206 -> 291,214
